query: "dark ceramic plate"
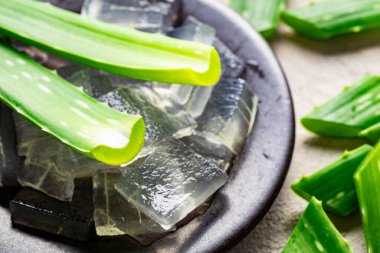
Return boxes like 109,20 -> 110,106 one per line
0,0 -> 295,252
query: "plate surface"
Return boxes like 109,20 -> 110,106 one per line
0,1 -> 295,252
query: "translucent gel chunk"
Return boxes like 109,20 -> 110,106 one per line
197,78 -> 258,154
154,17 -> 217,116
98,85 -> 196,157
115,138 -> 228,228
93,168 -> 172,244
213,38 -> 245,78
81,0 -> 177,33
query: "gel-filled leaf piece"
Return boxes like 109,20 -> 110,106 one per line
283,0 -> 380,40
0,0 -> 221,86
0,43 -> 145,165
282,197 -> 352,253
292,144 -> 372,216
229,0 -> 284,39
301,76 -> 380,140
354,142 -> 380,253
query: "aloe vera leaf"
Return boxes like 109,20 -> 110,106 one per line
0,0 -> 221,86
359,122 -> 380,143
282,197 -> 352,253
228,0 -> 245,13
292,144 -> 372,216
354,143 -> 380,253
0,43 -> 145,165
301,75 -> 380,139
282,0 -> 380,40
229,0 -> 284,39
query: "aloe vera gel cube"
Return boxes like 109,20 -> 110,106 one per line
115,138 -> 228,229
154,17 -> 217,117
197,78 -> 258,155
81,0 -> 177,33
92,168 -> 171,244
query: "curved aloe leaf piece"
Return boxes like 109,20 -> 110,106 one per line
282,0 -> 380,40
282,197 -> 352,253
228,0 -> 284,39
301,76 -> 380,139
354,143 -> 380,253
292,144 -> 372,216
0,43 -> 145,165
0,0 -> 221,86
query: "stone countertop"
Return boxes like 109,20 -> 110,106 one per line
228,0 -> 380,252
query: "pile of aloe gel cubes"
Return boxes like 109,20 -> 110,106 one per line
228,0 -> 380,252
0,0 -> 260,245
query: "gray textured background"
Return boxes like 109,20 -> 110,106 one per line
228,0 -> 380,252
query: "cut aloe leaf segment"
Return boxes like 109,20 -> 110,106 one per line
0,0 -> 221,86
228,0 -> 284,39
359,122 -> 380,143
282,0 -> 380,40
301,75 -> 380,140
354,143 -> 380,253
292,144 -> 372,216
0,43 -> 145,165
282,197 -> 352,253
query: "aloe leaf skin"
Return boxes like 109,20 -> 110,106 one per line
359,122 -> 380,143
301,76 -> 380,139
228,0 -> 245,13
0,0 -> 221,86
282,197 -> 352,253
282,0 -> 380,40
292,144 -> 372,216
0,43 -> 145,165
229,0 -> 284,39
354,143 -> 380,253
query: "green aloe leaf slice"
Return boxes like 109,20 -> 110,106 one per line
354,142 -> 380,253
282,197 -> 352,253
0,43 -> 145,165
228,0 -> 284,39
292,144 -> 372,216
301,75 -> 380,140
282,0 -> 380,40
359,122 -> 380,142
0,0 -> 221,86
